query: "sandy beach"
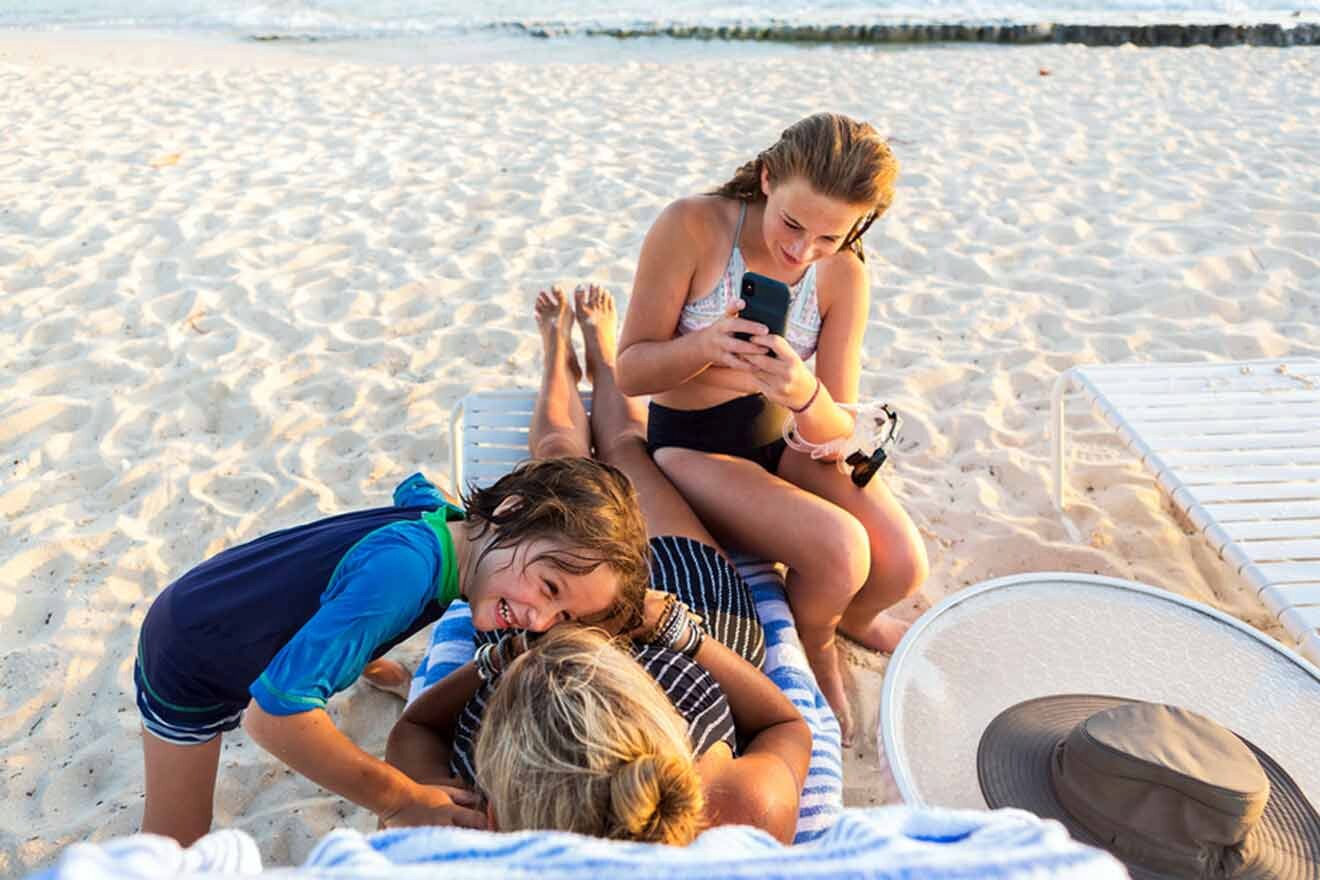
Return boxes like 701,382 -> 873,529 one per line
1,32 -> 1318,874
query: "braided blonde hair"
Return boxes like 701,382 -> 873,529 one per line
474,626 -> 705,845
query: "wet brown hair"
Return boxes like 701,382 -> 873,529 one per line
461,457 -> 649,631
475,626 -> 705,845
710,112 -> 899,261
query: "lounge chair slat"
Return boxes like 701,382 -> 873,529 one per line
1279,607 -> 1320,641
1192,484 -> 1320,503
1251,562 -> 1320,584
1097,400 -> 1320,421
1080,359 -> 1316,378
1203,499 -> 1320,522
1159,449 -> 1320,468
464,391 -> 592,414
1239,540 -> 1320,563
1087,374 -> 1320,394
1136,432 -> 1320,452
1053,359 -> 1320,664
466,428 -> 532,447
464,446 -> 527,464
1174,466 -> 1320,485
463,410 -> 551,428
1260,583 -> 1320,608
1098,390 -> 1320,408
1226,519 -> 1320,541
1122,417 -> 1320,437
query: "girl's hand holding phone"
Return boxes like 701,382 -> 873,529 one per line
740,333 -> 818,411
698,300 -> 770,370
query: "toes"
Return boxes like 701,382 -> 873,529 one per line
838,711 -> 856,748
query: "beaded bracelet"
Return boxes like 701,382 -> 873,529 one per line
659,599 -> 691,648
498,632 -> 524,668
654,596 -> 684,646
676,617 -> 706,658
474,642 -> 500,683
639,592 -> 678,644
651,599 -> 707,658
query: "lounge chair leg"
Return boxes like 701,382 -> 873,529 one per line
1051,369 -> 1075,512
1051,370 -> 1085,543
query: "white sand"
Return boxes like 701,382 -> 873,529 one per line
2,32 -> 1318,874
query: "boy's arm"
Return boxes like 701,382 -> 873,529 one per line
243,703 -> 484,827
245,525 -> 473,822
386,662 -> 483,785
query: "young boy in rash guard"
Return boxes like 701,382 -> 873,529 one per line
134,461 -> 650,845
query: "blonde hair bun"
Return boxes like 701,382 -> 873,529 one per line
609,752 -> 705,844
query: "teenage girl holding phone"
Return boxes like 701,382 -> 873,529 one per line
616,112 -> 929,744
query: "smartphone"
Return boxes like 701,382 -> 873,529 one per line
735,272 -> 791,351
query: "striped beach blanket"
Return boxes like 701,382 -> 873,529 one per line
32,807 -> 1126,879
409,554 -> 844,844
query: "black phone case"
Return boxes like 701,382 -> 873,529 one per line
735,271 -> 791,342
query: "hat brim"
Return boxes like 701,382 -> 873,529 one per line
977,694 -> 1320,880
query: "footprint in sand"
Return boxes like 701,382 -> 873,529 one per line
0,400 -> 92,447
0,645 -> 64,741
192,471 -> 278,519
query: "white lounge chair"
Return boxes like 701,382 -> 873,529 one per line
450,389 -> 592,490
1051,358 -> 1320,664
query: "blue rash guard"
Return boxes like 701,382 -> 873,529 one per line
134,473 -> 463,743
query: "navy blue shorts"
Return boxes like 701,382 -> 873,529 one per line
135,640 -> 246,745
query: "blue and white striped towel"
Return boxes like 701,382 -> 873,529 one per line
31,807 -> 1126,879
408,554 -> 843,844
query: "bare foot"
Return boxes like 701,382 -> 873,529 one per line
362,658 -> 412,701
573,283 -> 617,382
803,640 -> 856,747
535,286 -> 582,384
839,611 -> 912,654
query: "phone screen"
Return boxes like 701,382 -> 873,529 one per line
736,272 -> 791,344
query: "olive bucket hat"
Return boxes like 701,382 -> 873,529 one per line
978,696 -> 1320,879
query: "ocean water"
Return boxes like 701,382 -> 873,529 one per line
1,0 -> 1316,40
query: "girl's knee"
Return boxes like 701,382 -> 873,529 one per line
846,497 -> 926,595
594,429 -> 647,468
531,433 -> 587,461
799,509 -> 870,592
872,525 -> 929,599
893,538 -> 929,597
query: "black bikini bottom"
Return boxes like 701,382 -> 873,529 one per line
646,393 -> 788,474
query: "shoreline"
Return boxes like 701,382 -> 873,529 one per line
583,20 -> 1320,47
1,16 -> 1318,71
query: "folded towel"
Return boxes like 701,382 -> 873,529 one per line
31,828 -> 260,878
32,807 -> 1125,879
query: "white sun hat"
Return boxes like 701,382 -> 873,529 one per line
880,573 -> 1320,816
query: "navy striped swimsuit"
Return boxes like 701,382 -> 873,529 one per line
448,535 -> 765,784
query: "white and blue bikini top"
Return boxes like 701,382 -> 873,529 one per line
677,201 -> 823,361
